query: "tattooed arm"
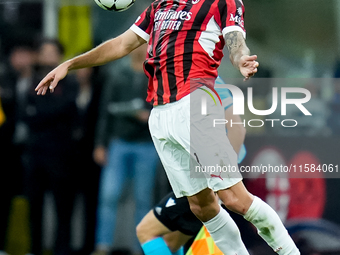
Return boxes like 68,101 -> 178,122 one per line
225,31 -> 250,68
225,31 -> 259,80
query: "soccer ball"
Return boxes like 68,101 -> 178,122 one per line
94,0 -> 135,12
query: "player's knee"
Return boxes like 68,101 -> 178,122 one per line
188,188 -> 219,222
189,203 -> 219,222
189,203 -> 202,219
220,193 -> 251,215
136,221 -> 150,244
222,197 -> 241,213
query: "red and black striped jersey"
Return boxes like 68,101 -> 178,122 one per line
130,0 -> 246,105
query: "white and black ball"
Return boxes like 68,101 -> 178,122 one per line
94,0 -> 135,12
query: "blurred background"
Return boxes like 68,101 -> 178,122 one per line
1,0 -> 340,255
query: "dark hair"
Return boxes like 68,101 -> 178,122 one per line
10,45 -> 34,54
35,37 -> 65,56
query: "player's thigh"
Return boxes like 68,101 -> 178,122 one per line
217,181 -> 254,215
163,231 -> 193,253
150,98 -> 214,198
136,210 -> 172,243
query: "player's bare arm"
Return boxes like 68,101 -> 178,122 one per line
225,31 -> 259,80
35,29 -> 145,95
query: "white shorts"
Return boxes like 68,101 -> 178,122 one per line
149,88 -> 242,198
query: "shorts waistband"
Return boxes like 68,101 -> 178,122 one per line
153,93 -> 190,110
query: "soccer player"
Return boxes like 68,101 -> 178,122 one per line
136,77 -> 247,255
35,0 -> 300,254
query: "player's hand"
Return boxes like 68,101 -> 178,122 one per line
35,62 -> 69,95
135,109 -> 150,123
93,145 -> 107,166
239,55 -> 259,81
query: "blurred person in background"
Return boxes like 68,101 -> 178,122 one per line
0,43 -> 36,255
328,61 -> 340,135
92,45 -> 159,255
72,65 -> 103,255
22,38 -> 78,255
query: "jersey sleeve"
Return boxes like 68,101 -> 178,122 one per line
217,0 -> 246,39
130,5 -> 154,42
